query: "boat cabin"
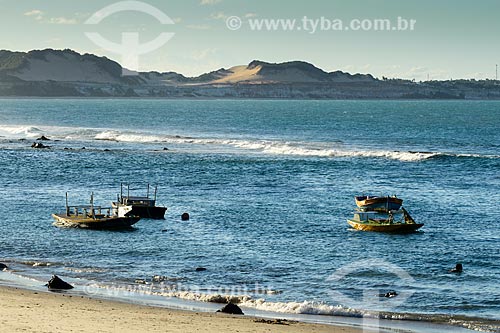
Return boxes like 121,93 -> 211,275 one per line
352,210 -> 406,224
119,196 -> 156,207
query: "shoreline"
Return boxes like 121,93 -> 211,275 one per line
0,284 -> 354,333
0,270 -> 489,333
1,96 -> 500,101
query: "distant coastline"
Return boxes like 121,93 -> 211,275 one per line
1,48 -> 500,99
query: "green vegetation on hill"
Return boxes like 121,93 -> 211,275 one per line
0,51 -> 27,71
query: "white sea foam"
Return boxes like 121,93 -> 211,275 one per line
0,125 -> 44,138
0,124 -> 100,141
155,291 -> 500,331
2,124 -> 497,162
143,289 -> 379,319
93,131 -> 441,161
50,281 -> 500,332
240,298 -> 363,317
64,267 -> 108,273
95,131 -> 166,143
20,261 -> 52,267
158,291 -> 253,304
224,140 -> 442,161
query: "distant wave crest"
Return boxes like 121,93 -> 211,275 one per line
2,125 -> 498,162
93,130 -> 500,162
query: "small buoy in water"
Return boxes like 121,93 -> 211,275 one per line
163,147 -> 169,151
450,263 -> 463,273
181,213 -> 190,221
378,291 -> 398,298
161,229 -> 168,232
195,267 -> 207,272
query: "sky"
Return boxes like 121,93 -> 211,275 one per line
1,0 -> 499,80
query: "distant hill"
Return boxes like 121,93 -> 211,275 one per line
0,48 -> 499,99
0,49 -> 123,83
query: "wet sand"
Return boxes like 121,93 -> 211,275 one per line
0,285 -> 361,333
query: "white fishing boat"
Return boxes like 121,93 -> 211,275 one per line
112,184 -> 167,219
53,193 -> 140,229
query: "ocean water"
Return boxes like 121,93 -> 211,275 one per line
0,99 -> 499,332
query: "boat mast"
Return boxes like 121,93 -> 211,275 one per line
120,183 -> 123,201
147,184 -> 150,199
90,192 -> 95,219
65,192 -> 69,216
154,186 -> 157,201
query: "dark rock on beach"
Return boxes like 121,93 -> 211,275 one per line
36,135 -> 50,141
217,303 -> 244,315
0,263 -> 8,270
46,275 -> 74,290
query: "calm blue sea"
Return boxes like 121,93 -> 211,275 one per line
0,99 -> 499,332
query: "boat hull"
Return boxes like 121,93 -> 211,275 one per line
112,203 -> 167,219
355,196 -> 403,211
129,205 -> 167,219
52,214 -> 140,229
347,219 -> 424,233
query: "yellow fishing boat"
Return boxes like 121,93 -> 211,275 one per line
347,208 -> 423,233
355,195 -> 403,211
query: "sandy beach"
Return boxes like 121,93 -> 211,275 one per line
0,285 -> 360,333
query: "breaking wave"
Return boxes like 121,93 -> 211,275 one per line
157,291 -> 500,332
93,130 -> 499,162
20,261 -> 54,267
1,265 -> 498,333
1,125 -> 498,162
0,125 -> 44,138
86,282 -> 499,332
